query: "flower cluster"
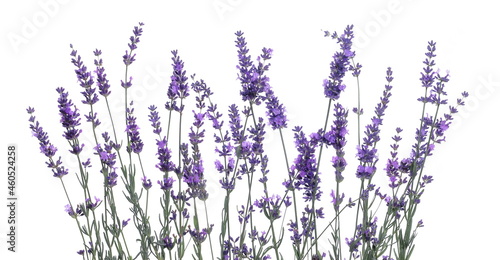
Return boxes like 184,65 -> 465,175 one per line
165,50 -> 189,112
291,126 -> 322,202
70,45 -> 98,105
93,49 -> 111,97
27,107 -> 69,178
123,22 -> 144,66
235,31 -> 273,105
323,25 -> 356,100
125,101 -> 144,154
121,22 -> 144,89
56,87 -> 85,155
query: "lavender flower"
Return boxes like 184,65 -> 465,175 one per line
207,102 -> 224,130
355,68 -> 394,179
125,101 -> 144,154
188,226 -> 212,244
122,22 -> 144,66
155,137 -> 177,173
184,102 -> 209,200
85,197 -> 101,210
330,190 -> 345,211
82,158 -> 92,168
247,116 -> 266,156
162,235 -> 176,250
158,177 -> 175,191
93,49 -> 111,97
265,89 -> 288,130
70,45 -> 98,105
95,142 -> 117,169
121,77 -> 133,89
65,204 -> 84,218
56,87 -> 85,155
142,176 -> 152,190
56,88 -> 81,140
165,50 -> 189,112
323,25 -> 355,100
291,126 -> 322,201
385,128 -> 406,188
27,107 -> 69,178
122,218 -> 131,227
228,104 -> 246,144
235,31 -> 272,105
183,154 -> 208,199
148,105 -> 162,135
253,194 -> 288,221
419,41 -> 436,91
106,170 -> 118,187
324,103 -> 349,182
94,136 -> 119,187
355,165 -> 376,179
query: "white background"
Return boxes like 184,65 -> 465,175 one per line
1,0 -> 499,259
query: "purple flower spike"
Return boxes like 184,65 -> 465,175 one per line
265,89 -> 288,130
323,25 -> 355,100
290,127 -> 322,202
125,101 -> 144,154
70,45 -> 98,105
122,22 -> 144,66
155,137 -> 177,173
235,31 -> 272,105
165,50 -> 189,113
56,88 -> 81,139
148,105 -> 162,135
28,108 -> 69,178
56,87 -> 85,155
93,49 -> 111,97
106,170 -> 118,187
355,67 -> 394,179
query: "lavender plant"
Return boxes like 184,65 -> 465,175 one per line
27,23 -> 467,260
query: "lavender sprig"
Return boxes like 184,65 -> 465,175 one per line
27,107 -> 68,178
125,101 -> 144,154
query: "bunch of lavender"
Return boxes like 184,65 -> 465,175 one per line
27,22 -> 467,260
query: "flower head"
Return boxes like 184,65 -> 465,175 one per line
69,45 -> 98,105
56,87 -> 82,142
93,49 -> 111,97
158,177 -> 175,191
122,22 -> 144,66
235,31 -> 272,105
125,101 -> 144,154
155,137 -> 177,173
290,127 -> 322,201
148,105 -> 162,135
323,25 -> 355,100
165,50 -> 189,112
265,89 -> 287,130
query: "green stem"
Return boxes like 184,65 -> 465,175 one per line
249,103 -> 280,260
60,178 -> 94,259
203,201 -> 215,260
